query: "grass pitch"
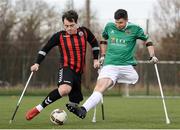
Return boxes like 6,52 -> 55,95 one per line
1,96 -> 180,129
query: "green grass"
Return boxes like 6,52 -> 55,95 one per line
1,96 -> 180,129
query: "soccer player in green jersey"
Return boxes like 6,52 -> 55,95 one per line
66,9 -> 158,119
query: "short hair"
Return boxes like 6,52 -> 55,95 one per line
114,9 -> 128,20
62,10 -> 78,23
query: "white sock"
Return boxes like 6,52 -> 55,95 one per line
36,104 -> 44,112
82,91 -> 102,112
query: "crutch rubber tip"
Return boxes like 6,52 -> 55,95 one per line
166,119 -> 170,124
9,120 -> 12,124
92,120 -> 96,123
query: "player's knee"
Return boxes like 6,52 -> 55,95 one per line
94,84 -> 103,92
58,85 -> 71,96
94,79 -> 112,92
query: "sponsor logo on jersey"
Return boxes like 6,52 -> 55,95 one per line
110,37 -> 127,46
110,37 -> 116,43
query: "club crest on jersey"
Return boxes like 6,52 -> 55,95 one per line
125,29 -> 131,35
78,31 -> 84,36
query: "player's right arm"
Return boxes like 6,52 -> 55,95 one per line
99,23 -> 109,65
99,40 -> 107,65
31,32 -> 60,72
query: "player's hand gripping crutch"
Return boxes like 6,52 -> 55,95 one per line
154,64 -> 170,124
9,72 -> 33,124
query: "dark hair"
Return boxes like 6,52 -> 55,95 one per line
114,9 -> 128,20
62,10 -> 78,23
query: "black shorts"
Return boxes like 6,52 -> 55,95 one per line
58,67 -> 83,104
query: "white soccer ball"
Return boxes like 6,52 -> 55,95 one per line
50,109 -> 68,125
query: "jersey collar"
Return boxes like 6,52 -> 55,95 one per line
121,22 -> 129,31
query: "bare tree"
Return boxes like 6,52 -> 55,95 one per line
0,0 -> 18,85
0,0 -> 62,85
151,0 -> 180,87
13,0 -> 62,84
153,0 -> 180,60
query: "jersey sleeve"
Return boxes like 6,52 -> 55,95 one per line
136,26 -> 149,41
83,27 -> 100,59
35,32 -> 60,64
102,24 -> 109,40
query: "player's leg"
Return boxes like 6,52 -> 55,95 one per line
66,71 -> 86,117
68,71 -> 83,104
82,65 -> 138,119
67,72 -> 83,107
82,78 -> 112,111
66,65 -> 118,119
26,85 -> 61,120
66,78 -> 113,119
117,65 -> 139,85
26,67 -> 73,120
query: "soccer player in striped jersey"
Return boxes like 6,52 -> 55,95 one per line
66,9 -> 158,119
25,10 -> 100,120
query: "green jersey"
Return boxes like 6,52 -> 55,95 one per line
102,22 -> 148,65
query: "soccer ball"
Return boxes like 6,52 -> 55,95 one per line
50,109 -> 68,125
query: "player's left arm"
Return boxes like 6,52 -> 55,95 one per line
144,40 -> 158,63
136,27 -> 158,63
83,27 -> 100,68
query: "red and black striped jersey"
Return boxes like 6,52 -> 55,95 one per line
36,26 -> 99,73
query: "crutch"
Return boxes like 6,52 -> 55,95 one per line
9,72 -> 33,124
92,106 -> 96,122
154,64 -> 170,124
101,96 -> 105,120
92,57 -> 105,122
92,96 -> 105,122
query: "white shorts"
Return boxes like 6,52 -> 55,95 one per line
98,65 -> 139,87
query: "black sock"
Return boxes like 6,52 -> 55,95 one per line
41,88 -> 61,108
